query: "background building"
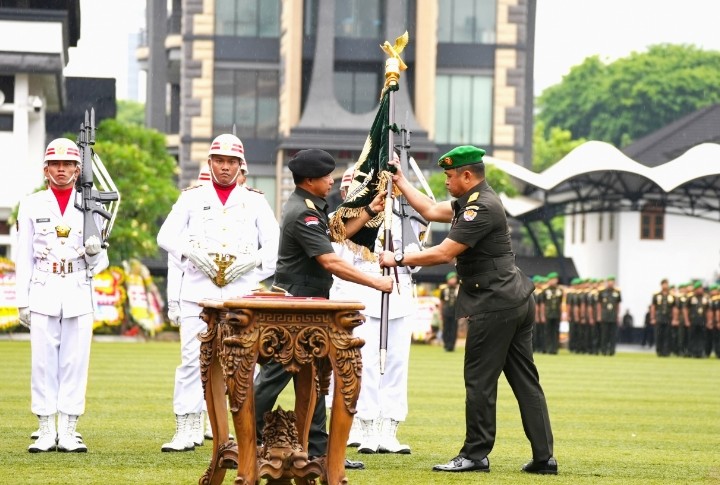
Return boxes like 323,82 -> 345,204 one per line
0,0 -> 81,258
139,0 -> 536,217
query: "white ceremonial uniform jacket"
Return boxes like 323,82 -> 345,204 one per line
331,201 -> 420,319
15,189 -> 109,318
157,184 -> 279,302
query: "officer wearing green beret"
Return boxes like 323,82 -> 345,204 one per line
597,276 -> 622,355
253,149 -> 394,470
378,145 -> 556,474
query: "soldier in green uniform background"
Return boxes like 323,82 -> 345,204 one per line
585,279 -> 600,354
674,282 -> 692,356
540,272 -> 563,355
532,275 -> 547,353
597,276 -> 621,356
711,285 -> 720,358
683,282 -> 711,358
566,278 -> 580,353
439,271 -> 460,351
650,278 -> 676,357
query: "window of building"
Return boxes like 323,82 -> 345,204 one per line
438,0 -> 496,44
213,69 -> 279,138
435,74 -> 492,145
640,203 -> 665,240
335,0 -> 383,39
580,213 -> 586,243
609,212 -> 614,240
571,214 -> 576,244
215,0 -> 280,37
598,212 -> 603,241
334,69 -> 381,114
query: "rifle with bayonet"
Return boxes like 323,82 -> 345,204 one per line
74,108 -> 120,253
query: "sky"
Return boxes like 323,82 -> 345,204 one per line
64,0 -> 720,100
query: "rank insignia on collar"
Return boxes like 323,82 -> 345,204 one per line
305,199 -> 316,210
463,209 -> 477,221
467,192 -> 479,203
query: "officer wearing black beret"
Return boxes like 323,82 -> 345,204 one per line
253,148 -> 393,471
379,145 -> 557,474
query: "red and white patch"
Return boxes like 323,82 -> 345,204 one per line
304,216 -> 319,226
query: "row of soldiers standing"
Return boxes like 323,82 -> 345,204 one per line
651,279 -> 720,358
533,274 -> 623,355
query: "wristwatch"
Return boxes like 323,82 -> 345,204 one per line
394,253 -> 405,267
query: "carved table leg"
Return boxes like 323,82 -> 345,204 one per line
325,368 -> 357,485
230,381 -> 259,485
199,310 -> 228,485
294,363 -> 317,456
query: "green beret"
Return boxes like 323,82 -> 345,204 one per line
288,149 -> 336,178
446,271 -> 457,281
693,281 -> 702,289
607,275 -> 616,281
710,284 -> 719,291
547,272 -> 559,279
437,145 -> 485,170
532,275 -> 541,283
571,277 -> 581,285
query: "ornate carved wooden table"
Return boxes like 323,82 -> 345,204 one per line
198,293 -> 365,485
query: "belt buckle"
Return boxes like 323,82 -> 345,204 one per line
209,253 -> 236,288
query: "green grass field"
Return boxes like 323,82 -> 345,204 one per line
1,339 -> 719,484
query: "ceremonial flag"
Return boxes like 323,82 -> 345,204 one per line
329,84 -> 399,250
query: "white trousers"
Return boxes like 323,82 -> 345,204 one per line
30,312 -> 93,416
173,301 -> 207,415
354,314 -> 412,422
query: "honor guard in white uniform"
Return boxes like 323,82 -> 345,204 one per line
157,134 -> 279,451
330,168 -> 422,455
16,138 -> 109,453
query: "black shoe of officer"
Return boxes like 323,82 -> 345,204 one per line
432,455 -> 489,472
521,456 -> 558,475
344,458 -> 365,470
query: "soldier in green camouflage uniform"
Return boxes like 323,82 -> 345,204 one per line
597,277 -> 621,356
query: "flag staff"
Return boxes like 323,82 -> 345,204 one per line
379,32 -> 408,375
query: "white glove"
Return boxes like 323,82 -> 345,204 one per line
183,247 -> 218,279
85,235 -> 102,256
224,254 -> 259,284
167,300 -> 181,327
18,307 -> 30,328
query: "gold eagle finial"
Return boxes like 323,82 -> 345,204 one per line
380,31 -> 409,71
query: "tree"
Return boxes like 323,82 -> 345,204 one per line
93,119 -> 179,264
116,100 -> 145,126
537,44 -> 720,147
521,122 -> 587,256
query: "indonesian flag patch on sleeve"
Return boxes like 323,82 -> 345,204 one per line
304,216 -> 319,226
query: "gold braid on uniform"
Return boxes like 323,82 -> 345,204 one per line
328,170 -> 398,261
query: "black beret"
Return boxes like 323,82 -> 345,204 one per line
288,149 -> 336,178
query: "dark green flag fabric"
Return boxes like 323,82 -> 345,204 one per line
329,85 -> 398,250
